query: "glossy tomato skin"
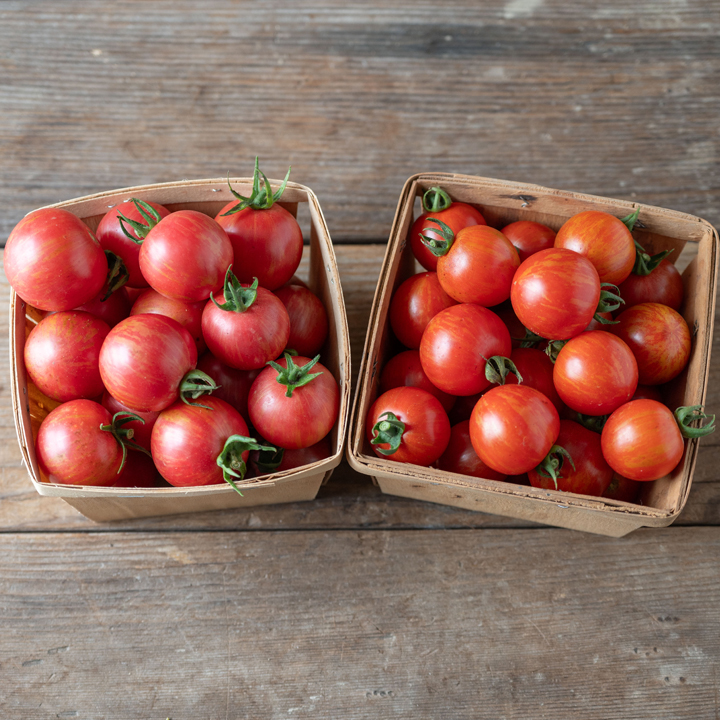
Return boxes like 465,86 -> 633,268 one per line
366,387 -> 450,466
380,349 -> 456,413
36,400 -> 123,486
139,210 -> 233,302
601,399 -> 684,481
25,311 -> 110,402
409,203 -> 486,272
511,248 -> 601,340
75,287 -> 132,328
215,202 -> 303,290
249,356 -> 340,450
131,288 -> 207,354
501,347 -> 565,414
249,437 -> 332,476
555,210 -> 636,285
152,396 -> 251,487
436,225 -> 520,306
528,419 -> 613,496
101,391 -> 159,452
96,199 -> 171,288
420,304 -> 512,396
6,208 -> 107,311
617,259 -> 683,312
437,420 -> 506,480
99,314 -> 198,412
611,303 -> 691,385
196,352 -> 260,420
501,221 -> 556,263
470,385 -> 560,475
554,331 -> 638,416
389,272 -> 457,349
274,284 -> 329,357
201,287 -> 290,370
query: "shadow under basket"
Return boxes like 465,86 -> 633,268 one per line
10,178 -> 351,522
347,172 -> 718,537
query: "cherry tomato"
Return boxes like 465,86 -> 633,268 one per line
196,352 -> 260,420
366,387 -> 450,466
499,347 -> 565,414
24,311 -> 110,402
555,210 -> 636,285
610,303 -> 691,385
469,384 -> 560,475
584,311 -> 614,332
617,258 -> 683,312
501,220 -> 556,263
603,473 -> 642,503
249,437 -> 332,476
419,304 -> 512,396
448,392 -> 484,425
631,384 -> 663,402
6,208 -> 107,311
511,248 -> 601,340
437,420 -> 506,481
112,450 -> 160,488
101,391 -> 159,452
553,331 -> 638,416
274,284 -> 329,357
75,286 -> 132,328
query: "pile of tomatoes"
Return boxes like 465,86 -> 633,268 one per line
367,186 -> 714,502
8,160 -> 339,491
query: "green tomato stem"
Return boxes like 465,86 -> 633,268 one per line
117,198 -> 163,244
179,369 -> 220,409
267,352 -> 323,398
484,356 -> 524,386
534,445 -> 576,490
419,218 -> 455,257
421,186 -> 453,213
216,435 -> 276,495
222,157 -> 291,215
370,411 -> 405,456
675,405 -> 716,439
210,269 -> 258,313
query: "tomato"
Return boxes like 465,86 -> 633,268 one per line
274,284 -> 329,357
601,399 -> 685,481
498,347 -> 565,414
469,384 -> 560,475
501,220 -> 556,263
139,210 -> 233,302
492,301 -> 528,349
553,331 -> 638,416
380,349 -> 456,413
617,258 -> 684,312
511,248 -> 601,340
437,420 -> 506,481
196,352 -> 260,420
583,310 -> 614,332
101,391 -> 159,452
249,354 -> 340,450
603,473 -> 642,503
610,303 -> 691,385
75,286 -> 131,328
24,311 -> 110,402
631,384 -> 663,402
366,387 -> 450,465
152,396 -> 269,488
99,314 -> 207,412
408,187 -> 486,271
448,392 -> 484,425
36,400 -> 141,486
96,199 -> 171,288
555,210 -> 636,285
112,450 -> 160,488
420,304 -> 512,397
249,437 -> 332,476
131,288 -> 207,355
389,272 -> 457,349
201,273 -> 291,370
528,419 -> 613,496
6,207 -> 107,311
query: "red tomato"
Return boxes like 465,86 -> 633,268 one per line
249,355 -> 340,450
75,286 -> 132,328
631,384 -> 663,402
511,248 -> 601,340
112,450 -> 160,488
611,303 -> 691,385
99,314 -> 199,412
501,220 -> 556,263
553,331 -> 638,416
500,347 -> 565,414
420,304 -> 512,396
389,272 -> 457,349
601,399 -> 684,481
380,349 -> 456,413
249,437 -> 332,476
448,392 -> 483,425
617,258 -> 683,312
131,288 -> 207,355
96,199 -> 171,288
528,419 -> 613,496
196,352 -> 260,420
139,210 -> 233,302
469,384 -> 560,475
366,387 -> 450,465
6,208 -> 107,311
603,473 -> 642,503
274,284 -> 329,357
437,420 -> 506,480
583,310 -> 614,332
24,311 -> 110,402
492,301 -> 528,349
101,391 -> 159,452
555,210 -> 636,285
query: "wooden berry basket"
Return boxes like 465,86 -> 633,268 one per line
9,178 -> 351,522
347,172 -> 718,537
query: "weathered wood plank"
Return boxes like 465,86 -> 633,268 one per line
2,528 -> 720,719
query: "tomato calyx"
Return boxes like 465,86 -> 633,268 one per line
517,329 -> 546,348
117,198 -> 163,244
575,413 -> 609,434
101,250 -> 129,301
267,352 -> 323,398
419,218 -> 454,257
674,405 -> 716,439
98,411 -> 151,474
594,283 -> 624,324
254,447 -> 285,474
484,355 -> 524,385
216,434 -> 276,494
534,445 -> 576,490
211,269 -> 258,313
421,186 -> 453,213
632,240 -> 673,276
544,340 -> 567,364
370,411 -> 406,456
179,369 -> 221,409
222,157 -> 291,215
620,207 -> 641,232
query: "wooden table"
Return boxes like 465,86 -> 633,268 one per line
2,2 -> 720,718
